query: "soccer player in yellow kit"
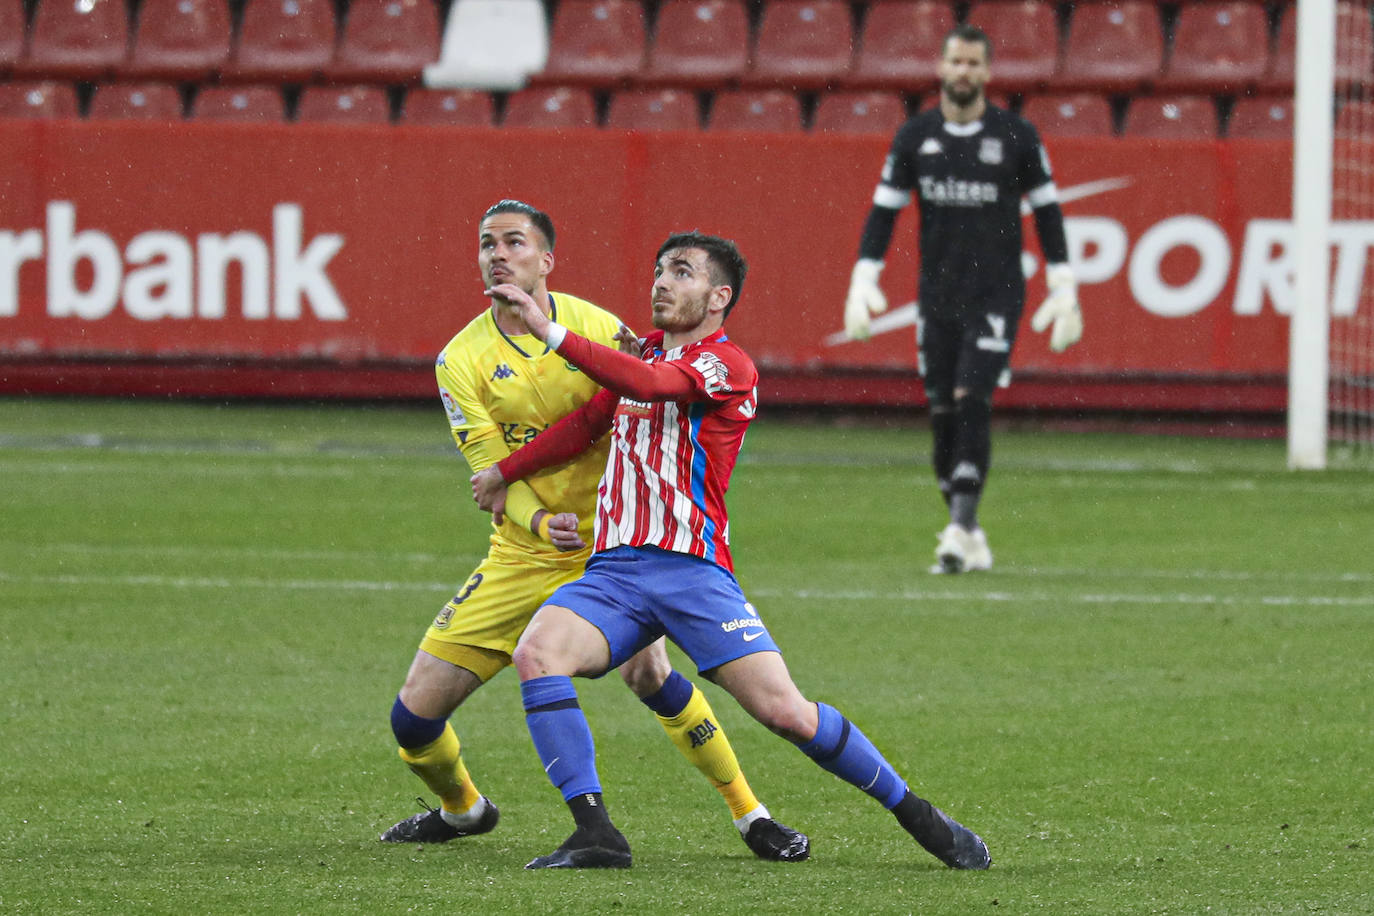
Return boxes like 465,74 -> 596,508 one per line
380,200 -> 808,862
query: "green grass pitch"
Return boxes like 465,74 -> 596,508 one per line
1,398 -> 1370,914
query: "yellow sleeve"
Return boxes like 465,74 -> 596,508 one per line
437,349 -> 550,542
456,435 -> 548,539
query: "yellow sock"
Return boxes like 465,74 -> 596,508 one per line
657,686 -> 760,820
397,722 -> 482,815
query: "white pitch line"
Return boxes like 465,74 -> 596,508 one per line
747,586 -> 1374,607
0,570 -> 456,594
6,543 -> 1371,586
2,569 -> 1371,608
0,540 -> 480,567
3,544 -> 1370,587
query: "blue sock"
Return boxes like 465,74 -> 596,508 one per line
797,702 -> 908,809
390,695 -> 446,750
639,670 -> 694,717
522,675 -> 602,801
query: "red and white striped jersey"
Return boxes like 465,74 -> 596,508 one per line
594,328 -> 758,571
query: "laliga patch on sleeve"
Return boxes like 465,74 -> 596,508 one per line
690,351 -> 731,394
438,387 -> 466,427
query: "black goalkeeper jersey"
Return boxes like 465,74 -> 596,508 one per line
876,104 -> 1056,320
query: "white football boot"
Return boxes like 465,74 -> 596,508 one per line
964,527 -> 993,572
932,523 -> 972,574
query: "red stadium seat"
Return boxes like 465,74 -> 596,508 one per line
1019,92 -> 1116,137
812,90 -> 907,134
744,0 -> 854,90
1264,2 -> 1373,94
124,0 -> 231,81
88,81 -> 184,119
1122,93 -> 1217,139
1,0 -> 26,72
192,84 -> 286,121
1159,1 -> 1268,94
297,85 -> 392,123
0,80 -> 80,118
1335,99 -> 1374,139
540,0 -> 647,87
848,0 -> 953,92
1226,96 -> 1293,140
966,0 -> 1060,93
224,0 -> 336,83
327,0 -> 440,85
709,89 -> 802,131
15,0 -> 129,80
401,87 -> 493,126
641,0 -> 750,88
606,88 -> 700,130
1057,1 -> 1164,93
502,86 -> 598,129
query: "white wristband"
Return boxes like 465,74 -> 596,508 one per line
544,321 -> 567,350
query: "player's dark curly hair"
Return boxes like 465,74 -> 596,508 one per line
482,199 -> 556,251
656,232 -> 748,318
944,23 -> 992,61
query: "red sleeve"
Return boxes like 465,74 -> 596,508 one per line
496,387 -> 618,483
557,332 -> 698,401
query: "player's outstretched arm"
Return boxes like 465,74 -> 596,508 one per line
486,281 -> 698,402
491,387 -> 619,485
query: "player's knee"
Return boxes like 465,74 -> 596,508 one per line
751,697 -> 816,743
619,653 -> 670,697
510,638 -> 545,681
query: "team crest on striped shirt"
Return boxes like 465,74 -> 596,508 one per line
691,352 -> 730,394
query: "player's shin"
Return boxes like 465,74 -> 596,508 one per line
391,697 -> 482,816
643,672 -> 762,823
949,395 -> 992,528
521,676 -> 605,803
930,404 -> 957,507
795,702 -> 907,809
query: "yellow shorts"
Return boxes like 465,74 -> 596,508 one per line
420,540 -> 589,682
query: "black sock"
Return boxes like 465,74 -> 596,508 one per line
892,790 -> 954,855
568,792 -> 615,834
930,407 -> 956,507
950,492 -> 979,530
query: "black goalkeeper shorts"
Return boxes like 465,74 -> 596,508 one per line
917,305 -> 1019,403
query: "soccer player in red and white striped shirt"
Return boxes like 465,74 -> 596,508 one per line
475,232 -> 991,872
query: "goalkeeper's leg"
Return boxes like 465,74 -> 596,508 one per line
949,391 -> 992,532
622,639 -> 809,861
929,398 -> 957,507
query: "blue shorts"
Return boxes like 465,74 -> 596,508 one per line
546,545 -> 781,674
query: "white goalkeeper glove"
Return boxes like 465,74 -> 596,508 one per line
1030,263 -> 1083,353
844,258 -> 888,341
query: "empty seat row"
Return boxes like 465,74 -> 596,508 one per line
0,80 -> 908,131
0,0 -> 440,84
0,78 -> 1334,139
540,0 -> 1368,95
4,0 -> 1370,95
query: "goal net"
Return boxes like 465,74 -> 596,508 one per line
1291,0 -> 1374,468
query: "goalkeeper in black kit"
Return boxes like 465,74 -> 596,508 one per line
844,23 -> 1084,574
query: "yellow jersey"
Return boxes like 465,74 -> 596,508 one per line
435,291 -> 623,556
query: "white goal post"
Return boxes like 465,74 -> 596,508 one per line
1289,0 -> 1374,469
1287,0 -> 1333,469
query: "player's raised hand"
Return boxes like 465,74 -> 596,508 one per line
1030,263 -> 1083,352
844,259 -> 887,341
613,324 -> 644,357
485,282 -> 550,340
545,512 -> 585,552
470,465 -> 508,524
